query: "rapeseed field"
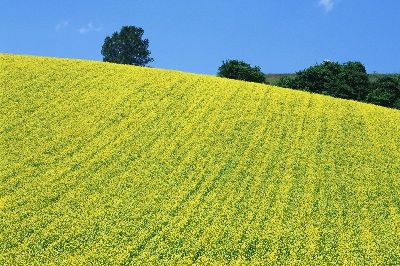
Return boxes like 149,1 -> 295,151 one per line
1,54 -> 400,265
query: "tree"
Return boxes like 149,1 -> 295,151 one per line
279,61 -> 370,100
101,26 -> 153,66
340,61 -> 369,100
276,76 -> 297,88
217,60 -> 265,83
367,76 -> 400,107
294,61 -> 343,95
393,98 -> 400,109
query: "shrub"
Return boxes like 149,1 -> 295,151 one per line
217,60 -> 265,83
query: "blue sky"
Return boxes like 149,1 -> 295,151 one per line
1,0 -> 399,74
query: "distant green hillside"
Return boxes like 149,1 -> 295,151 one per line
1,54 -> 400,265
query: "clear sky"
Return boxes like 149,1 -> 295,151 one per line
1,0 -> 399,74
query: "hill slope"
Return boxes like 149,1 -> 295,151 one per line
1,54 -> 400,265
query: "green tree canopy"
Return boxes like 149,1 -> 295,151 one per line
217,60 -> 265,83
367,76 -> 400,107
101,26 -> 153,66
277,61 -> 370,100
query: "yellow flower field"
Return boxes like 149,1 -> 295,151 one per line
0,54 -> 400,265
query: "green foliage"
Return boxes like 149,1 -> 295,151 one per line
276,76 -> 296,88
217,60 -> 265,83
274,61 -> 400,108
101,25 -> 153,66
295,61 -> 343,95
367,76 -> 400,107
288,61 -> 370,100
368,73 -> 400,83
393,98 -> 400,109
340,61 -> 369,100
